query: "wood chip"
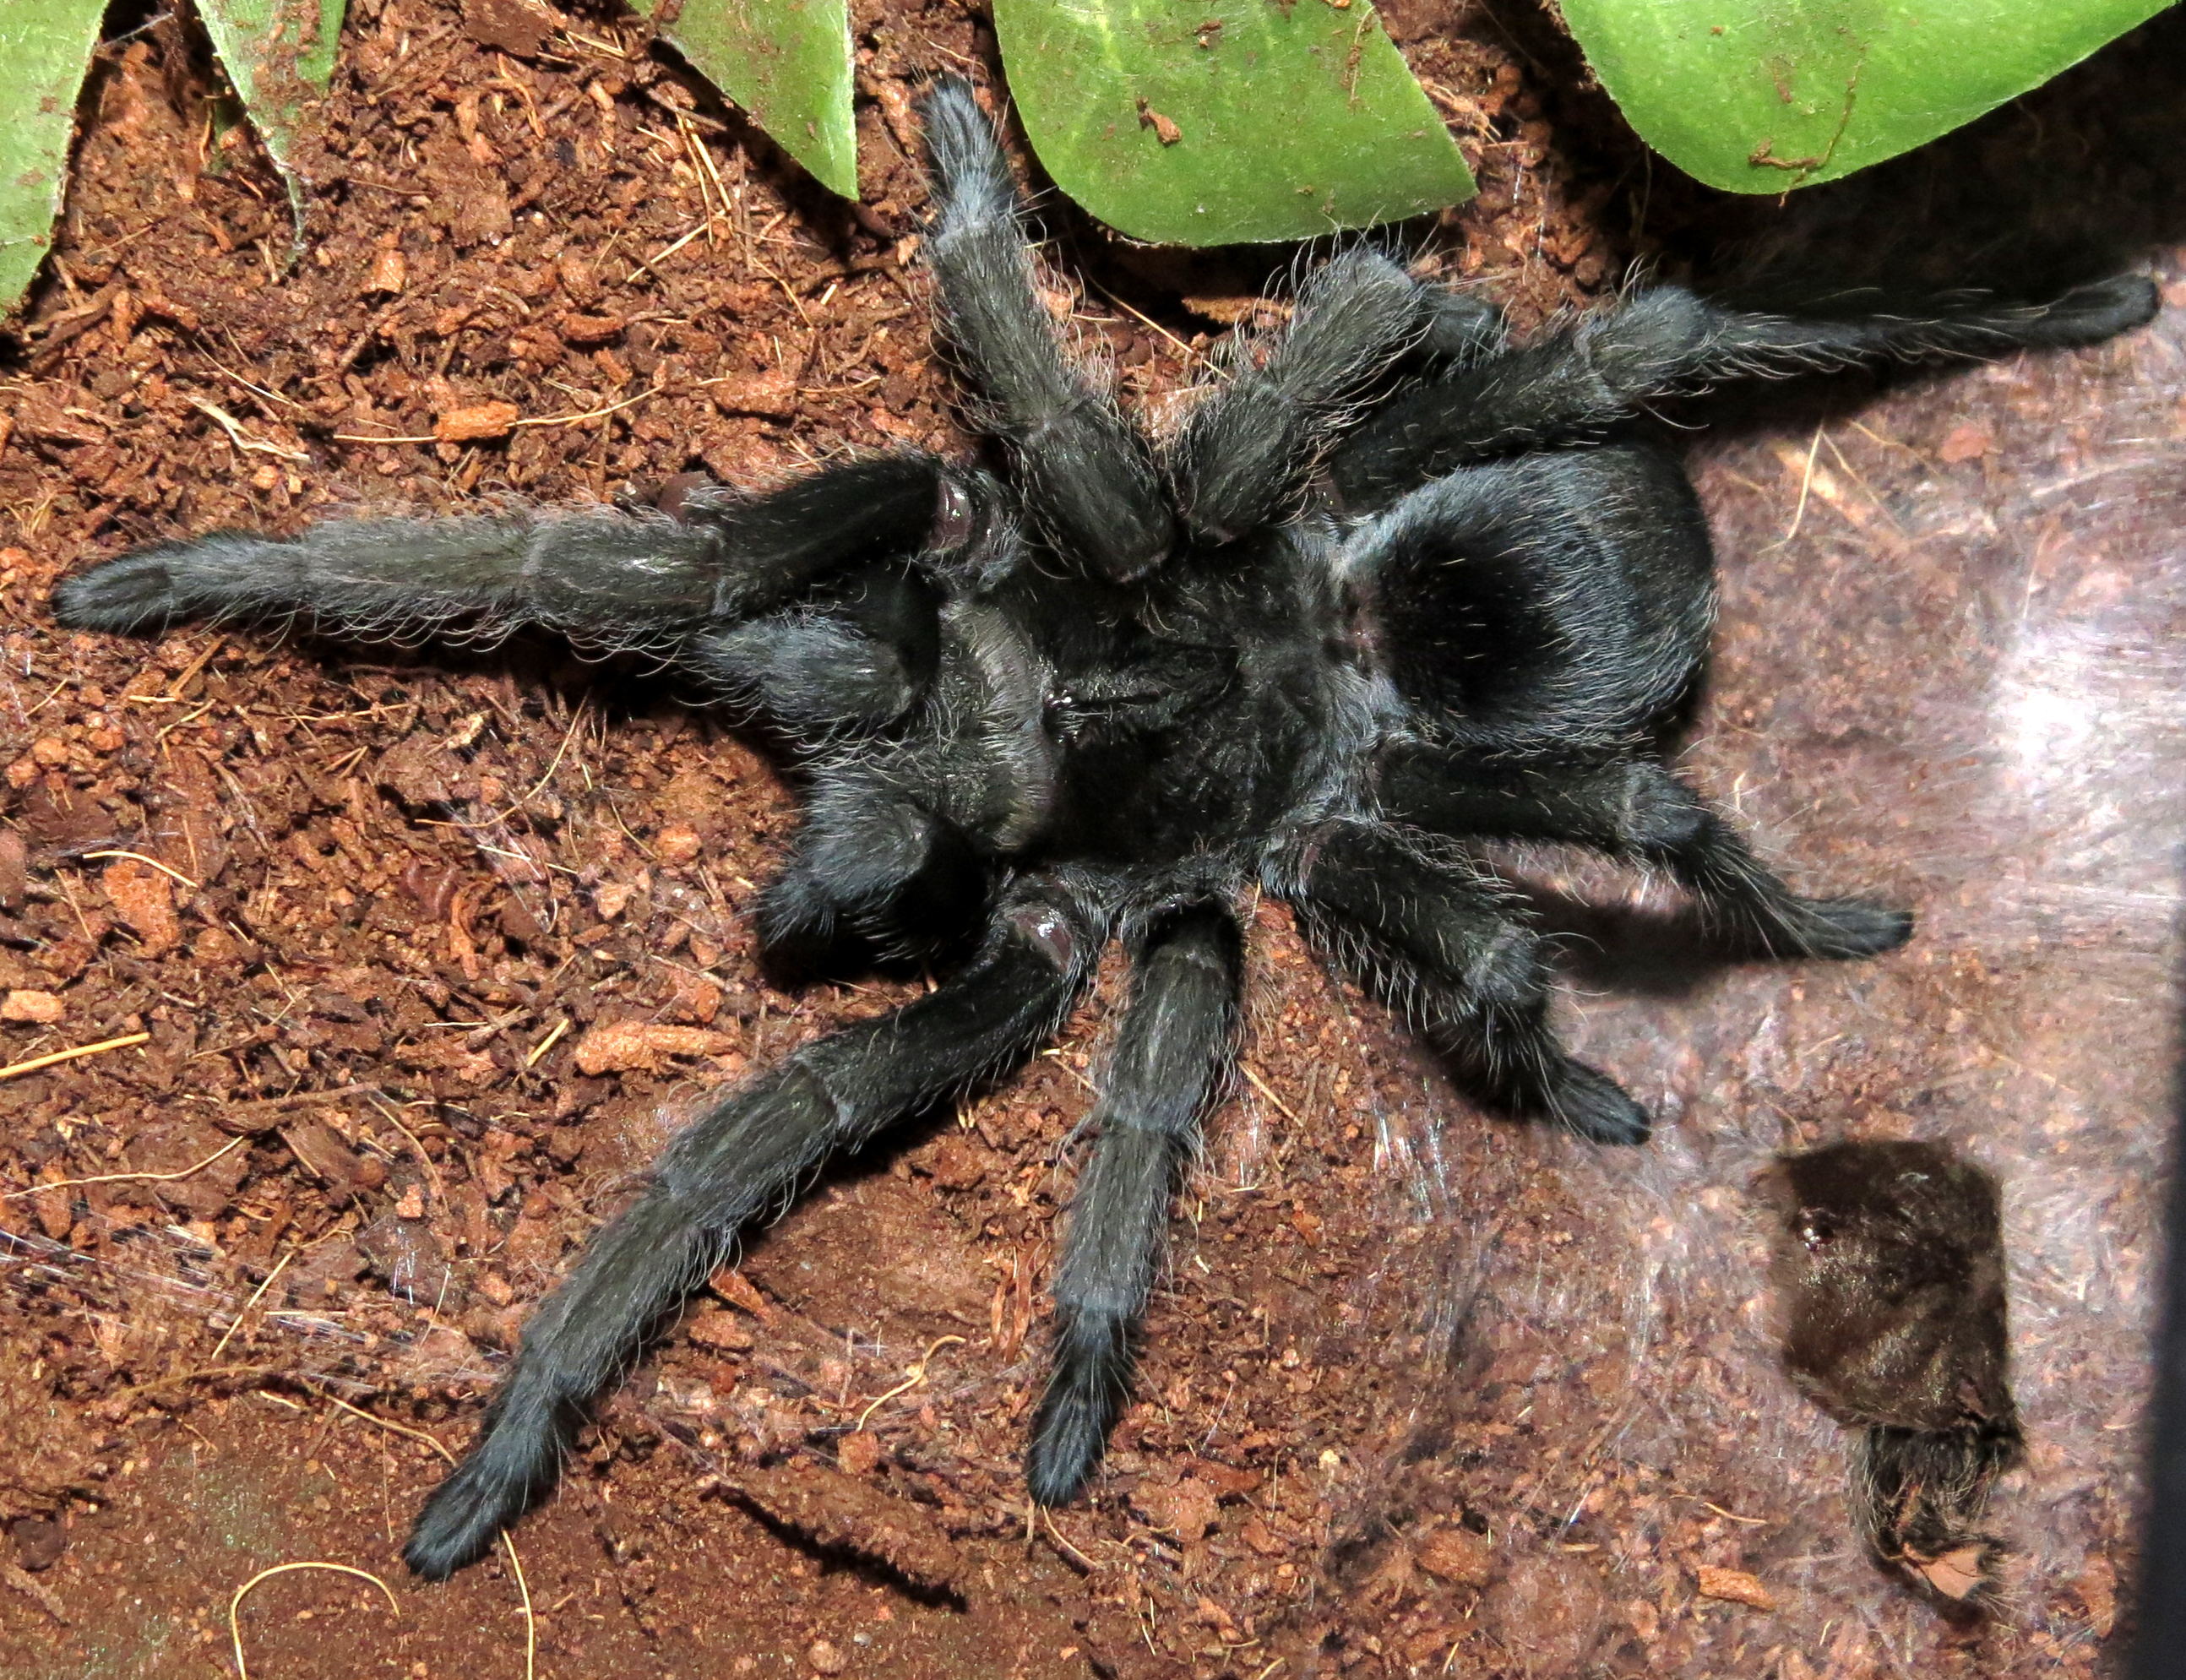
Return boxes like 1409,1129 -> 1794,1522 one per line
1416,1525 -> 1494,1587
101,857 -> 181,957
280,1118 -> 383,1204
559,313 -> 626,345
1939,421 -> 1992,463
462,0 -> 553,57
709,1267 -> 775,1322
1695,1564 -> 1776,1611
683,1304 -> 753,1352
434,400 -> 520,443
0,991 -> 63,1025
716,1461 -> 962,1594
572,1019 -> 738,1075
1910,1546 -> 1988,1601
1131,1476 -> 1221,1543
705,371 -> 798,419
1135,98 -> 1183,145
837,1431 -> 882,1477
367,246 -> 407,296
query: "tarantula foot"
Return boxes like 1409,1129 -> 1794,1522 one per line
50,543 -> 195,634
1548,1062 -> 1652,1146
1025,1407 -> 1103,1509
2025,274 -> 2160,346
1768,898 -> 1916,961
404,1453 -> 532,1581
1025,1313 -> 1131,1506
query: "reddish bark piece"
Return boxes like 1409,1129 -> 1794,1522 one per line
920,1131 -> 987,1190
1417,1525 -> 1494,1587
1134,99 -> 1183,145
101,859 -> 182,956
1939,421 -> 1993,461
1695,1564 -> 1776,1611
707,371 -> 799,419
0,829 -> 26,907
684,1305 -> 753,1352
434,401 -> 520,442
1184,1457 -> 1262,1498
0,991 -> 63,1025
462,0 -> 553,57
30,1167 -> 71,1242
1132,1476 -> 1221,1542
709,1267 -> 775,1323
559,313 -> 627,345
655,823 -> 704,864
721,1460 -> 963,1594
573,1019 -> 738,1075
1910,1545 -> 1988,1601
367,247 -> 407,296
280,1117 -> 378,1204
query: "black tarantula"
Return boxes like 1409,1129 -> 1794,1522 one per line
51,79 -> 2156,1581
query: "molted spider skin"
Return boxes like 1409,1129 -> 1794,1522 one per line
49,77 -> 2157,1584
1760,1141 -> 2022,1612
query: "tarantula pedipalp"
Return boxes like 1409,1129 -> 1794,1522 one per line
51,79 -> 2156,1581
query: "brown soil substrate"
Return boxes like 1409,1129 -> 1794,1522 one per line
2,3 -> 2182,1677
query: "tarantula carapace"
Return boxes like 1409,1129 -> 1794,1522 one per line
51,79 -> 2155,1579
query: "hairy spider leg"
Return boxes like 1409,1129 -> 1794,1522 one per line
1280,821 -> 1650,1145
916,79 -> 1172,582
1331,273 -> 2162,508
1414,285 -> 1509,368
748,590 -> 1060,974
681,566 -> 946,733
1378,748 -> 1913,960
1027,902 -> 1243,1504
1335,443 -> 1714,756
1169,247 -> 1425,544
751,764 -> 987,975
403,873 -> 1111,1580
49,453 -> 948,644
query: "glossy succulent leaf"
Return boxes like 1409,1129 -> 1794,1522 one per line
639,0 -> 857,198
0,0 -> 108,313
1560,0 -> 2167,193
992,0 -> 1474,246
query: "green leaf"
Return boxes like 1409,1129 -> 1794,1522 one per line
199,0 -> 346,152
0,0 -> 107,313
639,0 -> 857,198
992,0 -> 1473,246
199,0 -> 346,240
1559,0 -> 2167,193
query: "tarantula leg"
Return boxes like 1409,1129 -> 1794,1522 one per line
1332,275 -> 2160,506
1028,902 -> 1243,1505
1416,285 -> 1508,369
1379,748 -> 1914,960
51,454 -> 948,642
753,775 -> 987,974
916,78 -> 1173,582
1279,821 -> 1650,1144
403,873 -> 1110,1581
682,567 -> 943,732
1171,248 -> 1424,544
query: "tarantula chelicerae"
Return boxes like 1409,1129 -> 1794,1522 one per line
52,79 -> 2155,1579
